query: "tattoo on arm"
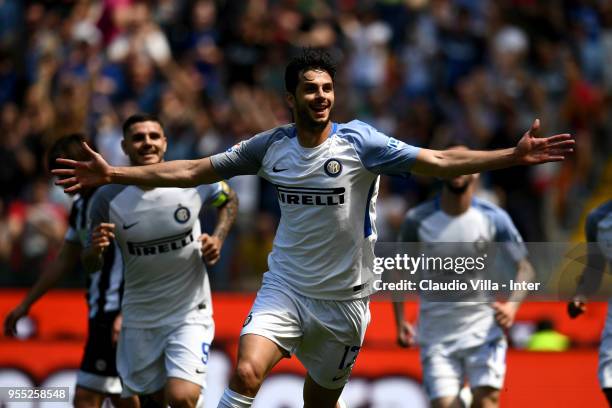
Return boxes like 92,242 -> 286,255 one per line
212,189 -> 238,242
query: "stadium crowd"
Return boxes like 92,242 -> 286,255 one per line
0,0 -> 610,289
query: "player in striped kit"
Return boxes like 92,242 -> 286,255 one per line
53,49 -> 574,408
4,134 -> 137,408
568,200 -> 612,406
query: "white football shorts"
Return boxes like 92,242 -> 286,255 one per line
240,273 -> 370,389
420,336 -> 507,400
117,318 -> 214,397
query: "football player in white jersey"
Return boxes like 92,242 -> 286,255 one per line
392,151 -> 534,408
4,135 -> 138,408
82,114 -> 238,408
568,200 -> 612,407
53,49 -> 574,408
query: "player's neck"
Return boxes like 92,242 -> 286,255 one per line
440,189 -> 472,216
295,121 -> 333,148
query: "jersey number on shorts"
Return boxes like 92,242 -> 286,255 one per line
338,345 -> 361,370
201,342 -> 211,365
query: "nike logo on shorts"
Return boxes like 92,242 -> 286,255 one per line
272,166 -> 288,172
195,367 -> 206,374
123,221 -> 139,229
332,371 -> 350,381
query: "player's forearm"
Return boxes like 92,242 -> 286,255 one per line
21,243 -> 80,309
81,247 -> 104,273
508,259 -> 536,303
412,148 -> 518,178
577,243 -> 607,297
392,301 -> 405,328
212,190 -> 238,243
110,158 -> 221,187
575,262 -> 606,298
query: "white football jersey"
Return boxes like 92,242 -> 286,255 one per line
399,197 -> 527,348
211,120 -> 420,300
88,183 -> 227,328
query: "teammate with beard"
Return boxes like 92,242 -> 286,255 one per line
83,114 -> 238,408
53,49 -> 574,408
393,148 -> 534,408
568,200 -> 612,407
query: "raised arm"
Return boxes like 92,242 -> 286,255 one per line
53,142 -> 222,193
411,119 -> 574,178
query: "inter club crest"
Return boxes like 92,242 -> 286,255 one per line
324,158 -> 342,177
174,205 -> 191,224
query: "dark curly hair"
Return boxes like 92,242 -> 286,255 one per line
46,133 -> 92,172
284,48 -> 336,96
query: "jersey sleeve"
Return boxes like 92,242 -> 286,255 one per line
490,206 -> 528,262
197,181 -> 231,208
338,120 -> 420,176
209,127 -> 286,179
64,201 -> 80,244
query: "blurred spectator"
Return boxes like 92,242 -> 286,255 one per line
7,177 -> 67,284
0,199 -> 13,280
526,319 -> 571,352
0,0 -> 610,288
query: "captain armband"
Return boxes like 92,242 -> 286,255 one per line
211,181 -> 231,207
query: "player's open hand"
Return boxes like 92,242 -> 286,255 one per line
199,234 -> 221,266
514,119 -> 575,165
3,304 -> 28,337
397,321 -> 416,348
52,142 -> 113,194
567,299 -> 586,319
492,301 -> 518,330
92,223 -> 115,255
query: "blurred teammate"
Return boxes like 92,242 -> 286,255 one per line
568,200 -> 612,406
52,49 -> 573,408
4,134 -> 138,408
393,153 -> 534,408
83,114 -> 237,408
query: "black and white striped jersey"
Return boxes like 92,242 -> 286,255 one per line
65,193 -> 123,319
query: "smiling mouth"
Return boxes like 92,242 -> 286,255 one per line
138,152 -> 158,160
311,105 -> 329,116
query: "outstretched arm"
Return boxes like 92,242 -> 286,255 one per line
53,142 -> 222,193
411,119 -> 574,178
